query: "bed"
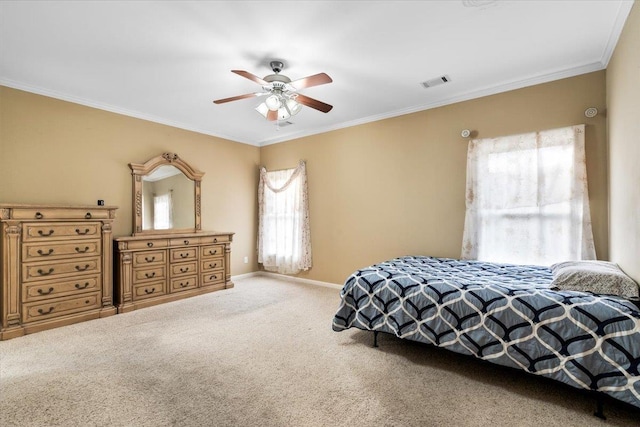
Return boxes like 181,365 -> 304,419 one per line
332,256 -> 640,413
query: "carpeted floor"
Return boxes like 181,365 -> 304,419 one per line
1,275 -> 638,427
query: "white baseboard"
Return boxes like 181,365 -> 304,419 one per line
238,271 -> 343,290
230,272 -> 261,281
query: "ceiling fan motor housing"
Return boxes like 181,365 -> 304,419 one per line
264,74 -> 291,84
265,60 -> 291,87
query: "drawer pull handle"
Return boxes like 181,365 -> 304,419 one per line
38,229 -> 54,237
37,307 -> 54,315
75,246 -> 90,253
180,267 -> 189,273
147,242 -> 154,248
209,263 -> 217,268
75,228 -> 90,235
184,240 -> 189,245
37,287 -> 54,295
145,272 -> 156,278
214,238 -> 217,243
209,250 -> 217,255
37,249 -> 54,256
37,268 -> 54,276
180,282 -> 190,288
145,288 -> 155,294
75,264 -> 90,271
35,212 -> 44,219
209,275 -> 217,280
75,282 -> 90,290
85,212 -> 92,219
145,256 -> 156,262
180,253 -> 189,258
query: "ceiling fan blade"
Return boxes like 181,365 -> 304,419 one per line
266,110 -> 278,121
232,70 -> 268,85
213,92 -> 265,104
289,73 -> 332,90
294,94 -> 333,113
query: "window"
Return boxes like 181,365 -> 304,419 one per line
257,161 -> 311,274
153,192 -> 173,230
461,125 -> 596,265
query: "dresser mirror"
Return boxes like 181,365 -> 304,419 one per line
130,153 -> 204,236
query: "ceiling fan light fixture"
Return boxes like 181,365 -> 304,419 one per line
255,102 -> 270,118
278,107 -> 291,120
285,99 -> 302,116
265,94 -> 281,111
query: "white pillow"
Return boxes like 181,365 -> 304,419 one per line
550,261 -> 639,299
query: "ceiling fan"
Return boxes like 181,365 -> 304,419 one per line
213,61 -> 333,121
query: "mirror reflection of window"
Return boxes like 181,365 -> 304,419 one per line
153,192 -> 173,230
141,165 -> 195,231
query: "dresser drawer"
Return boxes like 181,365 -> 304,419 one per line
10,207 -> 111,221
169,237 -> 200,247
170,247 -> 197,262
22,239 -> 101,262
201,258 -> 224,272
199,235 -> 231,244
22,276 -> 101,302
22,257 -> 101,282
201,245 -> 224,259
124,239 -> 169,250
23,222 -> 102,242
132,250 -> 166,267
132,266 -> 166,284
132,281 -> 166,300
201,271 -> 224,285
170,275 -> 198,292
170,261 -> 197,277
22,292 -> 101,323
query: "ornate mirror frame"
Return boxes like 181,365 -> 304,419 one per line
130,152 -> 204,236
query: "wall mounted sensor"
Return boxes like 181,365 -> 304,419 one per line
584,107 -> 598,118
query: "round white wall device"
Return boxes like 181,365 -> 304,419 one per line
584,107 -> 598,118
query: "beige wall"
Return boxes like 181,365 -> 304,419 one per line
0,70 -> 612,286
607,3 -> 640,282
261,71 -> 609,284
0,86 -> 261,276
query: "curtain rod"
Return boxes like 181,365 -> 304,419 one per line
461,109 -> 598,139
259,160 -> 306,172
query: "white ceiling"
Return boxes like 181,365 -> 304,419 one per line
0,1 -> 633,147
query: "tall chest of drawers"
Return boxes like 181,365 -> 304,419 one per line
114,231 -> 233,313
0,204 -> 118,340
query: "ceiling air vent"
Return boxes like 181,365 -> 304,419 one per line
421,75 -> 451,89
276,121 -> 294,127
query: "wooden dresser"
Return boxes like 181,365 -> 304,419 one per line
0,204 -> 118,340
114,231 -> 233,313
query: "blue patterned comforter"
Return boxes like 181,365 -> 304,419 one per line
332,256 -> 640,408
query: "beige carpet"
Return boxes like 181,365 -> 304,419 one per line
1,275 -> 638,427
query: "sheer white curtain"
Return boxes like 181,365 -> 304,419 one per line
257,160 -> 312,274
153,192 -> 173,230
461,124 -> 596,266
